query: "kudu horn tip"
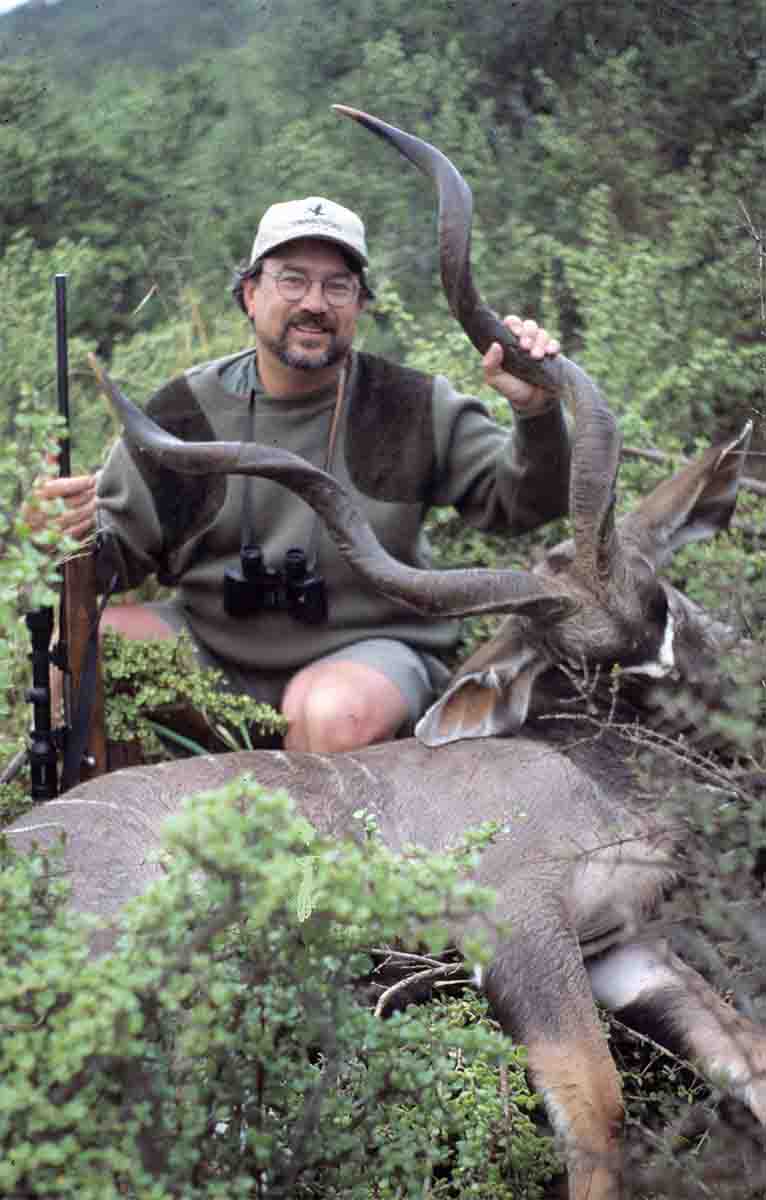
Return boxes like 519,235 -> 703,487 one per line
332,103 -> 364,119
332,105 -> 405,144
332,104 -> 372,123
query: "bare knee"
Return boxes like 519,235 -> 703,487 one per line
282,662 -> 409,753
290,683 -> 366,752
100,604 -> 178,642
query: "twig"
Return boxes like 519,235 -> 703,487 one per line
0,747 -> 28,786
374,962 -> 465,1018
609,1014 -> 700,1078
538,707 -> 756,798
371,947 -> 460,970
739,201 -> 765,350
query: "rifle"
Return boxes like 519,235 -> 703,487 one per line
26,274 -> 108,797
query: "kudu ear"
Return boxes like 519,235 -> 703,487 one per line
620,424 -> 752,568
415,618 -> 553,747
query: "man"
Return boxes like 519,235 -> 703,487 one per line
32,196 -> 569,753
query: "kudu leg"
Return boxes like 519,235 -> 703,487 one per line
589,940 -> 766,1125
484,924 -> 625,1200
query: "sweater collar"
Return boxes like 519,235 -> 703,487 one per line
217,347 -> 348,413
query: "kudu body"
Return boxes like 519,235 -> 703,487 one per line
6,111 -> 766,1198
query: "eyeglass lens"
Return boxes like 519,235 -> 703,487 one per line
266,269 -> 358,307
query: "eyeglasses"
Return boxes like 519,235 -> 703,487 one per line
261,267 -> 360,308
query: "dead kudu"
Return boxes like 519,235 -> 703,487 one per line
7,110 -> 766,1198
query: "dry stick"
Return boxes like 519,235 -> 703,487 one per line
739,200 -> 765,350
370,947 -> 457,969
374,962 -> 465,1018
609,1015 -> 700,1078
0,747 -> 28,785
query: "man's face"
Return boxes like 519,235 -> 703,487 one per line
243,239 -> 366,373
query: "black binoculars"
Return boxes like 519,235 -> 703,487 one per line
223,545 -> 328,624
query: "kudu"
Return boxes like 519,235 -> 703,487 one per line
6,109 -> 766,1198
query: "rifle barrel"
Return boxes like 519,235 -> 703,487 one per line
55,273 -> 71,478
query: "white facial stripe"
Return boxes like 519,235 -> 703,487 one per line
621,607 -> 676,679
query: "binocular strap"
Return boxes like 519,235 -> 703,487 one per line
241,359 -> 348,571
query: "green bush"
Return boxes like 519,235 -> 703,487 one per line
0,777 -> 558,1199
102,628 -> 287,757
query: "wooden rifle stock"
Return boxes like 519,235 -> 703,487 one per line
55,275 -> 108,787
60,551 -> 108,783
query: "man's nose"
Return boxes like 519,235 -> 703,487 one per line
301,279 -> 328,312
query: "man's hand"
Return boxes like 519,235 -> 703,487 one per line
482,314 -> 560,417
24,459 -> 98,543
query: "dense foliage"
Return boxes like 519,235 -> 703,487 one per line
0,778 -> 558,1199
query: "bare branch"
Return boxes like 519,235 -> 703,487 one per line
374,963 -> 465,1018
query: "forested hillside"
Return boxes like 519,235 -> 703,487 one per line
1,0 -> 763,448
0,0 -> 267,76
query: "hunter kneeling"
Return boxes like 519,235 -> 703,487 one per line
26,197 -> 570,753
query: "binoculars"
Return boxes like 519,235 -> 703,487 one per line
223,545 -> 328,624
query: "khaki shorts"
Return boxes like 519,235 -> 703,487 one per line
146,601 -> 450,727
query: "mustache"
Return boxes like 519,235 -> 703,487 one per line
287,311 -> 335,331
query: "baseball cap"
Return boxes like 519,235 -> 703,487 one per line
249,197 -> 368,268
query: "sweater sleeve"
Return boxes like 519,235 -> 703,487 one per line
93,366 -> 230,593
94,436 -> 167,592
429,375 -> 572,535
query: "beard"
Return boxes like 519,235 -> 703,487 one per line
258,313 -> 351,371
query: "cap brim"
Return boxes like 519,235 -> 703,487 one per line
251,233 -> 368,269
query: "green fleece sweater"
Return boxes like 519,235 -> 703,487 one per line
96,348 -> 571,671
